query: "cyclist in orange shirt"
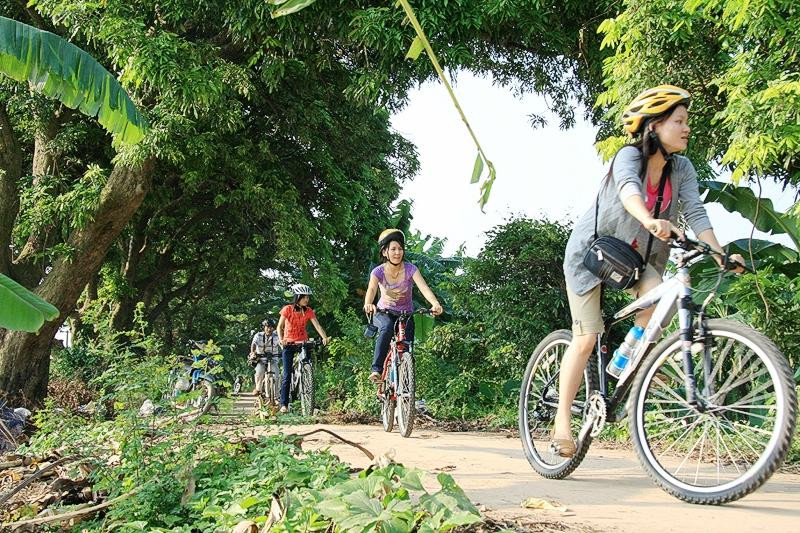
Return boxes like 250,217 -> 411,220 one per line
276,284 -> 329,413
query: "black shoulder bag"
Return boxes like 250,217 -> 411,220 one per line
582,164 -> 669,290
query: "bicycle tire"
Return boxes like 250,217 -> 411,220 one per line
519,329 -> 599,479
300,362 -> 314,416
196,380 -> 216,416
266,373 -> 277,406
630,319 -> 797,504
382,385 -> 396,432
397,353 -> 416,438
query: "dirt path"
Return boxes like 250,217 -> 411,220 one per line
225,396 -> 800,532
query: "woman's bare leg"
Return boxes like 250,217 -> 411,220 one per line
552,333 -> 596,440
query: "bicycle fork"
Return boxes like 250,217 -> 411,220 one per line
677,267 -> 704,410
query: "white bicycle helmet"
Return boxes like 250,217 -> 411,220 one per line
290,283 -> 312,296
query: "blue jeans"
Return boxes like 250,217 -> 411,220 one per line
371,312 -> 414,373
281,344 -> 304,407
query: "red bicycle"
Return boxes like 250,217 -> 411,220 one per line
378,308 -> 431,437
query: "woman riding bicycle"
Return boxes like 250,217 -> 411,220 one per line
553,85 -> 744,457
363,229 -> 443,382
276,284 -> 329,413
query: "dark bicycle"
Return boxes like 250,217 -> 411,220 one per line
519,236 -> 797,504
378,308 -> 431,438
285,339 -> 318,416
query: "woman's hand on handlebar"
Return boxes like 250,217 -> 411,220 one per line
430,302 -> 443,316
646,218 -> 684,241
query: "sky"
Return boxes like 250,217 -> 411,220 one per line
390,71 -> 796,256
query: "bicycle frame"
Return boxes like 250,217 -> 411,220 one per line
589,251 -> 711,424
379,313 -> 414,400
290,342 -> 314,393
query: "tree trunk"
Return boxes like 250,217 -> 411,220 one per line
0,158 -> 155,406
0,102 -> 22,277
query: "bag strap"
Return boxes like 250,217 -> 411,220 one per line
642,161 -> 671,264
593,151 -> 622,240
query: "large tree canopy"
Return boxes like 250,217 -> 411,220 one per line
0,0 -> 616,404
596,0 -> 800,188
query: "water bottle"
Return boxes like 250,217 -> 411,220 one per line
606,326 -> 645,378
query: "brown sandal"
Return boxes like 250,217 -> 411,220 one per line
550,432 -> 577,458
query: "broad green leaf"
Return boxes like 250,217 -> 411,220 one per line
0,16 -> 148,144
398,467 -> 425,491
342,490 -> 382,517
701,181 -> 800,249
470,153 -> 483,184
271,0 -> 319,18
238,495 -> 261,510
316,498 -> 349,522
406,36 -> 425,60
0,273 -> 59,332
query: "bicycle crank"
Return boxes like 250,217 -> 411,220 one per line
578,391 -> 607,444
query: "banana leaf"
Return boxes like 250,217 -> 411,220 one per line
701,181 -> 800,249
0,273 -> 59,333
0,16 -> 147,144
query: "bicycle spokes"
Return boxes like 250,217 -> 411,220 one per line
638,332 -> 782,490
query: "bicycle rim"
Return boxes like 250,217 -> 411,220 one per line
300,363 -> 314,416
382,385 -> 396,432
632,320 -> 796,502
397,353 -> 416,437
519,330 -> 597,477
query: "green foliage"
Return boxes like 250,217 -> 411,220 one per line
725,268 -> 800,373
597,0 -> 800,187
0,272 -> 58,332
701,181 -> 800,250
0,16 -> 147,143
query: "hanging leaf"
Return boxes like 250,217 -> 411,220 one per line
470,153 -> 483,184
479,162 -> 496,211
405,36 -> 424,60
271,0 -> 319,18
0,16 -> 147,144
0,273 -> 59,333
700,181 -> 800,249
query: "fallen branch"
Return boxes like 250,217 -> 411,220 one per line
5,487 -> 138,528
0,455 -> 81,507
292,429 -> 374,461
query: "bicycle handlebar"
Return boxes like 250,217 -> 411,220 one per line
376,308 -> 434,318
284,339 -> 321,347
669,233 -> 753,273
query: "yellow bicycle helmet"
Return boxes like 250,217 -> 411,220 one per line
378,228 -> 405,248
621,85 -> 691,135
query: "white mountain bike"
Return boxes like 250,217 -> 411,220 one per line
519,236 -> 797,504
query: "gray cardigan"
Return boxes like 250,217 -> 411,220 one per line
563,146 -> 713,296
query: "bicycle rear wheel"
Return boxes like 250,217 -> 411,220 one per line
300,362 -> 314,416
630,319 -> 797,504
397,352 -> 416,438
519,330 -> 599,479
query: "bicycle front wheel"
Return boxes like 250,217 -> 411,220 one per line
300,363 -> 314,416
397,353 -> 416,438
519,330 -> 599,479
381,382 -> 396,433
630,319 -> 797,504
193,380 -> 216,416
